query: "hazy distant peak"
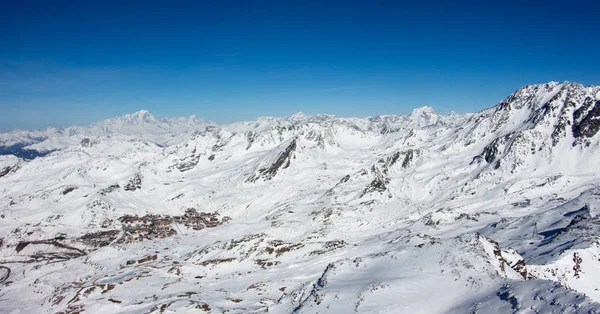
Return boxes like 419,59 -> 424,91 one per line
409,106 -> 439,126
410,105 -> 437,116
289,112 -> 306,119
121,109 -> 157,123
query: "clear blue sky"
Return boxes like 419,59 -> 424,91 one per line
1,0 -> 599,131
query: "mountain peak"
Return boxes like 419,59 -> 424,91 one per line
132,109 -> 152,118
289,112 -> 307,120
120,110 -> 157,124
409,106 -> 439,126
410,106 -> 437,116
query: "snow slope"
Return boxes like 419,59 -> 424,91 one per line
1,81 -> 600,313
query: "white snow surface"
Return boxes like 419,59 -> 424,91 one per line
1,81 -> 600,313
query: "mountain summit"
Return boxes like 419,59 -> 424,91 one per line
121,109 -> 156,123
1,82 -> 600,313
409,106 -> 439,126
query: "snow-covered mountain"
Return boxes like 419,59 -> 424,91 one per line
0,110 -> 212,155
1,81 -> 600,313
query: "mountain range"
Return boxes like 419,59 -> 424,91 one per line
1,81 -> 600,313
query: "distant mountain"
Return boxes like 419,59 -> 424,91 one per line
1,81 -> 600,313
0,110 -> 213,156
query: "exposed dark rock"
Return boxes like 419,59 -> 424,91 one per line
264,242 -> 304,257
551,94 -> 577,146
380,124 -> 395,134
401,149 -> 416,168
99,184 -> 120,195
572,98 -> 600,144
79,230 -> 120,247
474,133 -> 516,166
511,199 -> 530,207
124,173 -> 142,191
373,149 -> 419,176
210,131 -> 232,152
388,151 -> 401,166
293,263 -> 335,312
80,138 -> 99,148
422,213 -> 439,227
174,155 -> 200,172
15,242 -> 28,253
480,234 -> 529,280
510,259 -> 529,279
573,97 -> 595,125
305,130 -> 326,149
309,240 -> 347,256
61,187 -> 78,195
572,252 -> 583,278
246,131 -> 257,150
170,193 -> 184,201
497,286 -> 519,310
360,176 -> 389,197
197,303 -> 211,311
339,175 -> 350,184
212,142 -> 226,152
255,259 -> 280,268
482,138 -> 501,163
247,139 -> 297,182
14,239 -> 86,262
0,166 -> 14,178
0,266 -> 10,284
138,254 -> 158,264
456,213 -> 478,221
199,257 -> 235,266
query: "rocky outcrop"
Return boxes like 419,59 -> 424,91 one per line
80,138 -> 99,148
99,184 -> 120,195
123,173 -> 142,191
247,139 -> 297,182
572,98 -> 600,146
0,165 -> 15,178
360,176 -> 389,197
174,155 -> 200,172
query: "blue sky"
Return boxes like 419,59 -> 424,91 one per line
1,0 -> 599,131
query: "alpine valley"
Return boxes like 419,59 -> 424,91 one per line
2,81 -> 600,314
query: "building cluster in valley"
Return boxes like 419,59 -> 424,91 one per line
117,208 -> 231,244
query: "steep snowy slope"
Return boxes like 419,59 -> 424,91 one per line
1,81 -> 600,313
